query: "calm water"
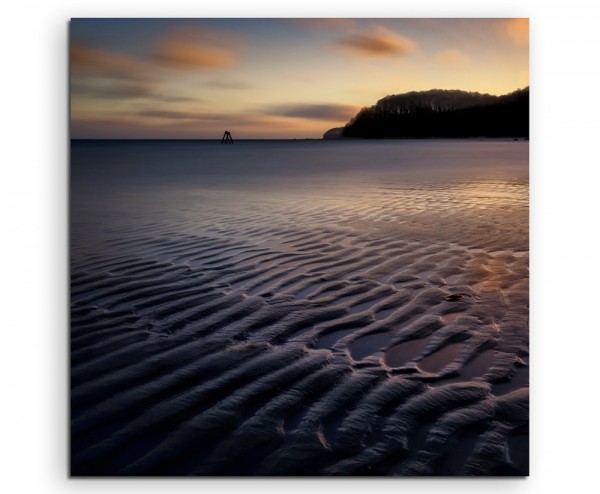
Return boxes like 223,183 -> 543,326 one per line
71,138 -> 528,264
71,139 -> 528,189
71,139 -> 528,252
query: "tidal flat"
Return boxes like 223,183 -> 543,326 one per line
70,139 -> 529,476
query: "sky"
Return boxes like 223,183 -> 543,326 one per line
70,18 -> 529,139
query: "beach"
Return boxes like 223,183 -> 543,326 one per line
70,139 -> 528,475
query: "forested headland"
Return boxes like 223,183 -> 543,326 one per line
338,87 -> 529,138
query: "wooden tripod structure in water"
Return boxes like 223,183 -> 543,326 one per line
221,131 -> 234,144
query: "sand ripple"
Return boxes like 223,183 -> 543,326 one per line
71,151 -> 528,475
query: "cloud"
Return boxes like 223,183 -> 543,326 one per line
435,49 -> 472,67
134,109 -> 300,127
153,26 -> 244,69
154,39 -> 236,69
72,110 -> 318,139
71,80 -> 155,99
70,42 -> 147,79
504,18 -> 529,45
71,79 -> 196,102
261,103 -> 358,121
336,27 -> 415,57
132,105 -> 355,126
153,94 -> 198,103
71,114 -> 315,139
135,110 -> 225,121
205,79 -> 250,90
72,25 -> 243,80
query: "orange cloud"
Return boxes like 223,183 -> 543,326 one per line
153,26 -> 243,69
72,26 -> 243,80
154,39 -> 236,69
505,18 -> 529,45
70,42 -> 147,79
436,49 -> 471,67
336,27 -> 415,57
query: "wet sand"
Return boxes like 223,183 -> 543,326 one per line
71,139 -> 528,475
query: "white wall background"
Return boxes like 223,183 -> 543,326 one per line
1,0 -> 599,492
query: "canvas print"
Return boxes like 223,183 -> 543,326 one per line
70,18 -> 529,476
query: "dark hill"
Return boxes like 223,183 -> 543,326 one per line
342,87 -> 529,138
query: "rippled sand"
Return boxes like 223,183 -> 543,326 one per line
71,139 -> 528,476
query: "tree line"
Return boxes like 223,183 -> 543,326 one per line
342,87 -> 529,138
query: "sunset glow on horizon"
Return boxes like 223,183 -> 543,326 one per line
70,18 -> 529,139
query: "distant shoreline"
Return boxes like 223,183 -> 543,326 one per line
70,137 -> 529,142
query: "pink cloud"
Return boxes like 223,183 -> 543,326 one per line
336,27 -> 415,57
